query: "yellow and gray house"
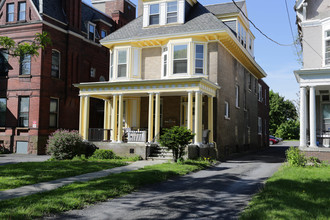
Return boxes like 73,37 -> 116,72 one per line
75,0 -> 269,160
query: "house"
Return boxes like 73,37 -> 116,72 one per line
294,0 -> 330,160
75,0 -> 269,160
0,0 -> 136,154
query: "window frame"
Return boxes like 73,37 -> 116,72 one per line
49,98 -> 59,128
6,3 -> 14,22
162,47 -> 168,78
20,54 -> 31,75
101,29 -> 107,39
88,22 -> 96,41
51,50 -> 60,78
18,97 -> 29,127
224,101 -> 230,119
195,44 -> 204,74
235,85 -> 240,108
149,3 -> 160,25
117,48 -> 128,78
18,2 -> 26,21
172,44 -> 188,74
110,50 -> 114,80
166,1 -> 178,24
0,98 -> 6,127
258,83 -> 263,102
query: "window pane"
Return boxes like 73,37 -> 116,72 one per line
89,24 -> 95,40
174,45 -> 187,59
167,14 -> 177,23
20,54 -> 31,75
7,4 -> 14,22
326,31 -> 330,38
49,99 -> 58,128
50,100 -> 58,113
19,97 -> 29,127
19,2 -> 26,21
118,50 -> 127,64
195,60 -> 203,68
101,30 -> 106,38
150,15 -> 159,25
118,64 -> 127,77
173,60 -> 187,74
167,2 -> 177,12
195,68 -> 203,74
0,98 -> 6,126
51,51 -> 60,78
150,4 -> 159,14
49,114 -> 57,128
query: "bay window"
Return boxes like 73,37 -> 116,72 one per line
195,44 -> 204,74
173,45 -> 187,74
149,4 -> 159,25
117,49 -> 127,78
167,2 -> 177,24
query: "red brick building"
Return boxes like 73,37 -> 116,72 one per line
0,0 -> 135,154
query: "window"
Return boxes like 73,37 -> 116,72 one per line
258,117 -> 262,135
49,98 -> 58,128
258,84 -> 263,102
162,47 -> 168,77
0,50 -> 10,76
51,50 -> 60,78
225,101 -> 230,119
88,23 -> 96,41
101,30 -> 107,39
195,44 -> 204,74
18,97 -> 29,127
90,67 -> 96,78
149,4 -> 159,25
167,1 -> 177,24
110,51 -> 114,79
20,54 -> 31,75
235,85 -> 239,108
117,49 -> 127,78
173,45 -> 187,74
248,74 -> 252,90
325,31 -> 330,65
6,3 -> 14,22
0,98 -> 6,127
18,2 -> 26,21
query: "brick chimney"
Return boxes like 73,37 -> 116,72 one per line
138,0 -> 143,17
62,0 -> 82,30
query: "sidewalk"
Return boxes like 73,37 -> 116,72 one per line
0,160 -> 165,201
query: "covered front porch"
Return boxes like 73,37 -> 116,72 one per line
75,78 -> 220,156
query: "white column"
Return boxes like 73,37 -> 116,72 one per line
83,96 -> 90,140
194,91 -> 202,145
187,91 -> 193,131
148,93 -> 154,142
300,87 -> 307,147
111,95 -> 118,141
117,94 -> 124,143
208,96 -> 214,143
154,93 -> 160,142
309,86 -> 317,147
79,95 -> 84,137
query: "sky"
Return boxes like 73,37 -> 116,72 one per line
85,0 -> 301,102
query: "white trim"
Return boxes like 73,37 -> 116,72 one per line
224,101 -> 230,119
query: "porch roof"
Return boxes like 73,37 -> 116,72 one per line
294,68 -> 330,87
74,77 -> 220,99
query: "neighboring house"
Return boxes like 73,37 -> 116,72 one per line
75,0 -> 269,160
295,0 -> 330,149
0,0 -> 136,154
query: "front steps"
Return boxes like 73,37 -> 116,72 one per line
148,146 -> 173,160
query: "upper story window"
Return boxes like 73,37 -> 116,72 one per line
18,97 -> 29,127
173,45 -> 187,74
90,67 -> 96,78
149,4 -> 160,25
20,54 -> 31,75
88,23 -> 96,41
258,83 -> 263,102
51,50 -> 60,78
167,2 -> 177,24
0,98 -> 6,127
117,49 -> 127,78
18,2 -> 26,21
162,47 -> 168,77
258,117 -> 262,135
101,30 -> 107,39
49,98 -> 59,128
6,3 -> 14,22
225,101 -> 230,119
195,44 -> 204,74
110,51 -> 114,80
325,30 -> 330,65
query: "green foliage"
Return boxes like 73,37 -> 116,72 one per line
47,130 -> 97,160
0,32 -> 51,58
275,119 -> 300,140
159,126 -> 195,162
91,149 -> 116,160
285,147 -> 307,167
269,90 -> 298,135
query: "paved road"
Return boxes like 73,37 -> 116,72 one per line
0,154 -> 50,166
52,144 -> 290,220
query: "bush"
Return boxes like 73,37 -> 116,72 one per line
91,149 -> 116,160
159,126 -> 195,162
47,130 -> 97,160
285,147 -> 307,167
275,120 -> 299,140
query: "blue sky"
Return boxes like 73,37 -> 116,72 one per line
85,0 -> 300,102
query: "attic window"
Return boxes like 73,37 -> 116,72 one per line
88,23 -> 96,41
101,30 -> 107,39
167,2 -> 177,24
18,2 -> 26,21
149,4 -> 159,25
6,3 -> 14,22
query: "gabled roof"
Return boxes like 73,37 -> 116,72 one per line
101,2 -> 228,42
205,1 -> 245,16
31,0 -> 67,23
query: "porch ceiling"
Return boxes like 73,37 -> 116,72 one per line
74,77 -> 220,100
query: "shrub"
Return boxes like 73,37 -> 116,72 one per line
47,130 -> 96,160
159,126 -> 195,162
91,149 -> 116,160
285,147 -> 307,167
275,120 -> 299,140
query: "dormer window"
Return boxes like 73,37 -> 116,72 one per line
6,3 -> 14,22
88,23 -> 96,41
149,4 -> 160,25
167,2 -> 177,24
18,2 -> 26,21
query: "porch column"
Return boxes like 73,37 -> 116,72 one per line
155,93 -> 160,142
187,91 -> 193,131
83,95 -> 90,140
111,95 -> 118,142
208,96 -> 214,143
79,95 -> 84,138
194,91 -> 202,145
300,86 -> 307,147
103,100 -> 111,141
309,86 -> 317,147
117,94 -> 124,143
148,93 -> 154,142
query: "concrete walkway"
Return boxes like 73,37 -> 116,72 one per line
0,154 -> 51,166
0,160 -> 165,201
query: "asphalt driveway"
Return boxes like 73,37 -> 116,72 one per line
0,154 -> 50,166
52,143 -> 291,220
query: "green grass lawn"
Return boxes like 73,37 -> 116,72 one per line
240,165 -> 330,220
0,160 -> 211,219
0,160 -> 129,191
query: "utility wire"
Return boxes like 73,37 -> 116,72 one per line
231,0 -> 295,47
284,0 -> 300,55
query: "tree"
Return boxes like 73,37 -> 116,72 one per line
159,126 -> 195,162
275,119 -> 300,140
269,90 -> 298,135
0,32 -> 51,58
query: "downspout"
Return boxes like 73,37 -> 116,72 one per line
39,0 -> 43,14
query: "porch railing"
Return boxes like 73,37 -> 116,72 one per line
88,128 -> 111,142
127,130 -> 147,142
